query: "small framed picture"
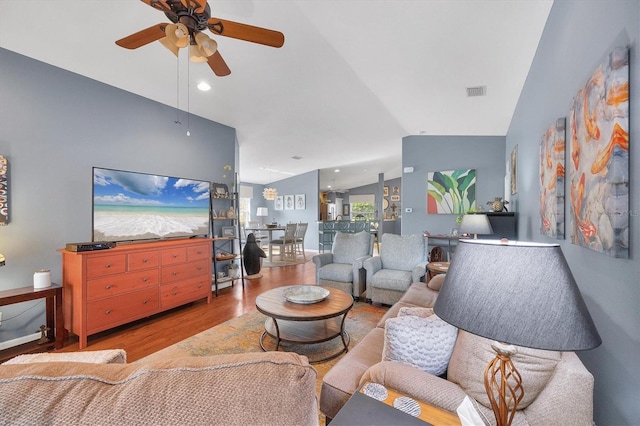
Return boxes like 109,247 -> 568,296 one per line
285,194 -> 295,210
274,196 -> 284,211
391,195 -> 400,202
383,186 -> 389,197
295,194 -> 306,210
212,182 -> 229,199
222,226 -> 236,238
343,204 -> 350,216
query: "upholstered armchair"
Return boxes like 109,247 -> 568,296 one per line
312,231 -> 374,300
363,233 -> 427,305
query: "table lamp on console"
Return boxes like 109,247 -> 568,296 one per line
256,207 -> 269,227
458,214 -> 493,239
434,239 -> 601,426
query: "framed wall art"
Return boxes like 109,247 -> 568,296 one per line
427,169 -> 476,214
211,182 -> 229,199
0,155 -> 8,225
295,194 -> 306,210
274,196 -> 283,211
539,118 -> 566,239
510,145 -> 518,195
343,204 -> 350,216
569,45 -> 629,258
284,194 -> 295,210
383,186 -> 389,197
222,226 -> 236,238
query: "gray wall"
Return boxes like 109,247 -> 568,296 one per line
0,48 -> 236,343
249,170 -> 319,250
401,135 -> 507,236
506,1 -> 639,424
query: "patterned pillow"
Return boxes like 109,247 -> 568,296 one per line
383,310 -> 457,376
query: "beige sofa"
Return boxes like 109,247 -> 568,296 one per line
320,277 -> 595,425
0,351 -> 318,426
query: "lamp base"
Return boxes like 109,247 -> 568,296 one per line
484,342 -> 524,426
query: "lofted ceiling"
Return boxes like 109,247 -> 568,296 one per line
0,0 -> 553,191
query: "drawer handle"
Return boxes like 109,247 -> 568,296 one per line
173,291 -> 177,296
172,254 -> 178,258
143,277 -> 148,282
172,271 -> 178,276
105,285 -> 112,290
197,266 -> 202,271
105,310 -> 111,315
105,264 -> 111,269
143,258 -> 148,263
143,299 -> 148,304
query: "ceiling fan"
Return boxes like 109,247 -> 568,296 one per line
116,0 -> 285,76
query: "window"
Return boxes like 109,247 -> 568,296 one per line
349,194 -> 376,221
239,185 -> 253,226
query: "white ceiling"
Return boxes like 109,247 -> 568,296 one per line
0,0 -> 552,191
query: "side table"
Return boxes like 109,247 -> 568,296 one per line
0,283 -> 65,362
427,261 -> 450,282
331,382 -> 461,426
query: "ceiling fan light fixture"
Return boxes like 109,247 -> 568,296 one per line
165,23 -> 189,48
195,32 -> 217,57
189,44 -> 208,62
159,37 -> 180,57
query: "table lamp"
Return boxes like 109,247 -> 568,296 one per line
256,207 -> 268,227
458,214 -> 493,239
434,239 -> 601,426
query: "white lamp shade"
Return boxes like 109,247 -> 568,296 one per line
459,214 -> 493,236
256,207 -> 268,217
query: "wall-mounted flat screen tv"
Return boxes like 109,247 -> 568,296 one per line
93,167 -> 210,242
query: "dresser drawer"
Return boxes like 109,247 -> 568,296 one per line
188,244 -> 211,261
161,247 -> 187,265
87,270 -> 159,301
86,254 -> 127,279
160,276 -> 210,309
128,250 -> 160,271
161,259 -> 210,284
87,287 -> 159,332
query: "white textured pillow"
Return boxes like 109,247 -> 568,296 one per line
383,311 -> 457,376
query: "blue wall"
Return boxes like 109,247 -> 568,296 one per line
506,1 -> 639,424
0,48 -> 237,344
401,135 -> 507,236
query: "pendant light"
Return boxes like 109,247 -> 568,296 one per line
263,166 -> 278,200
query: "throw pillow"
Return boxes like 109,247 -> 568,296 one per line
383,311 -> 457,376
447,331 -> 562,410
398,306 -> 434,318
427,274 -> 446,291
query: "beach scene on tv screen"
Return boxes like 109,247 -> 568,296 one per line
93,168 -> 210,242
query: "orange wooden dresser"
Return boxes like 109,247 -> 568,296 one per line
59,238 -> 212,349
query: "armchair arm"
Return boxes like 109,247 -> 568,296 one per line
363,256 -> 382,280
312,253 -> 334,268
361,361 -> 469,414
352,255 -> 372,286
411,265 -> 427,283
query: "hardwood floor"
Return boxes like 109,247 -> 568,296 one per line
59,260 -> 317,362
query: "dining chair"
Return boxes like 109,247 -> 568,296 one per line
294,222 -> 308,259
248,221 -> 268,248
268,223 -> 298,262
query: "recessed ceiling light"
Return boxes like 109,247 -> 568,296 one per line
334,169 -> 340,173
197,82 -> 211,91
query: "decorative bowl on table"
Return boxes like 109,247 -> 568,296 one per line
282,286 -> 330,304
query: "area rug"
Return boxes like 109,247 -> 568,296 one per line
261,256 -> 311,268
137,301 -> 388,412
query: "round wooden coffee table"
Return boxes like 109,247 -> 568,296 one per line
255,285 -> 354,363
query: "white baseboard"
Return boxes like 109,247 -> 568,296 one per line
0,332 -> 40,351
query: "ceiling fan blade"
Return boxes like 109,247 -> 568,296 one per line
141,0 -> 172,13
207,17 -> 284,48
208,51 -> 231,76
116,24 -> 167,49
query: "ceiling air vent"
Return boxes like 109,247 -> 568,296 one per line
466,86 -> 487,97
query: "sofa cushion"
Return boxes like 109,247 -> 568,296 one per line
427,274 -> 446,291
382,311 -> 457,376
3,349 -> 127,365
318,262 -> 353,282
332,231 -> 371,264
447,331 -> 562,410
380,233 -> 425,271
0,352 -> 318,426
370,269 -> 413,291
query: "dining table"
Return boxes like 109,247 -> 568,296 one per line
245,226 -> 285,260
